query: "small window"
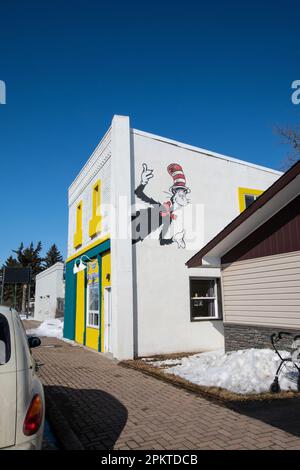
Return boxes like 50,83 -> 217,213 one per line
238,187 -> 263,212
244,194 -> 259,209
0,314 -> 11,364
87,283 -> 100,328
190,278 -> 222,321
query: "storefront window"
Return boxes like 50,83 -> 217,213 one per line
87,260 -> 100,328
88,284 -> 99,327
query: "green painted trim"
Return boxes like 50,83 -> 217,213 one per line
66,239 -> 110,265
63,260 -> 77,340
97,254 -> 102,352
66,235 -> 110,262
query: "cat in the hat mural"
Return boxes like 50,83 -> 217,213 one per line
132,162 -> 191,248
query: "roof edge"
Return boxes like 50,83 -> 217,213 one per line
132,128 -> 282,175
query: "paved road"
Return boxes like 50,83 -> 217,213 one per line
26,328 -> 300,450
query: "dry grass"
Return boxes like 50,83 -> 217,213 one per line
139,351 -> 203,361
120,357 -> 300,404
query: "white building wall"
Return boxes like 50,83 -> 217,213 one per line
110,116 -> 134,360
131,129 -> 281,356
34,263 -> 65,322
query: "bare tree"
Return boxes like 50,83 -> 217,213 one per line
275,124 -> 300,170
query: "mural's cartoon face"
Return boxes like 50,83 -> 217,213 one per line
172,188 -> 190,208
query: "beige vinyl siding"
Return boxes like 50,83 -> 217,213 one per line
222,251 -> 300,329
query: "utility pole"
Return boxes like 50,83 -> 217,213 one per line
28,282 -> 31,317
22,284 -> 27,312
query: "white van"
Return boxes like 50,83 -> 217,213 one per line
0,306 -> 45,450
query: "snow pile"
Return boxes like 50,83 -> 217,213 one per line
148,348 -> 298,395
19,313 -> 29,320
27,318 -> 64,339
142,357 -> 181,367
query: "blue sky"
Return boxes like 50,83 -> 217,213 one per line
0,0 -> 299,263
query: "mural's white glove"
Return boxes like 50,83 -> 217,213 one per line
173,230 -> 186,249
141,163 -> 154,185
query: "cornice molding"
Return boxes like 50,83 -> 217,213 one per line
68,129 -> 111,206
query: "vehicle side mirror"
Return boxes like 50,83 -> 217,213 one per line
28,335 -> 41,349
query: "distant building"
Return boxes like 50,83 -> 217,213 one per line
187,160 -> 300,351
64,115 -> 281,360
34,263 -> 65,321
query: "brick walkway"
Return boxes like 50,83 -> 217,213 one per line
28,329 -> 300,450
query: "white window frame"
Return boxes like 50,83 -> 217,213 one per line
86,281 -> 100,329
190,277 -> 221,321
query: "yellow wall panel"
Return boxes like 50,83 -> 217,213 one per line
75,270 -> 85,344
89,180 -> 102,238
85,327 -> 99,351
74,200 -> 83,249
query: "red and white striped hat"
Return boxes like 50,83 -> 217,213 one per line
167,163 -> 190,193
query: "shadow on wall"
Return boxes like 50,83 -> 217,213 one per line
229,397 -> 300,438
211,320 -> 224,337
44,385 -> 128,450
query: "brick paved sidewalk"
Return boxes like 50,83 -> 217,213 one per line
28,332 -> 300,450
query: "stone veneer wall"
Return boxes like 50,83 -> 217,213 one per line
224,323 -> 300,351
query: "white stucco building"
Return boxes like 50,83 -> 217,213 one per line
64,115 -> 281,360
34,263 -> 65,322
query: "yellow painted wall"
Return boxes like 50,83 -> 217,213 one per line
73,201 -> 83,249
89,180 -> 102,238
101,251 -> 111,352
74,249 -> 111,352
75,270 -> 85,344
85,326 -> 99,351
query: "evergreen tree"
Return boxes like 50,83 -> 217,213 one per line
5,241 -> 44,311
13,241 -> 43,277
43,244 -> 64,269
5,255 -> 20,267
1,242 -> 64,310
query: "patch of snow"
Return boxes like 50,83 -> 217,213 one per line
151,348 -> 298,395
19,314 -> 28,320
147,358 -> 183,367
61,337 -> 76,345
27,318 -> 64,339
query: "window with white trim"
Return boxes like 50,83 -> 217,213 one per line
190,278 -> 222,321
87,280 -> 100,328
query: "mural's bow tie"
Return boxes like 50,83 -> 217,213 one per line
160,201 -> 177,220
